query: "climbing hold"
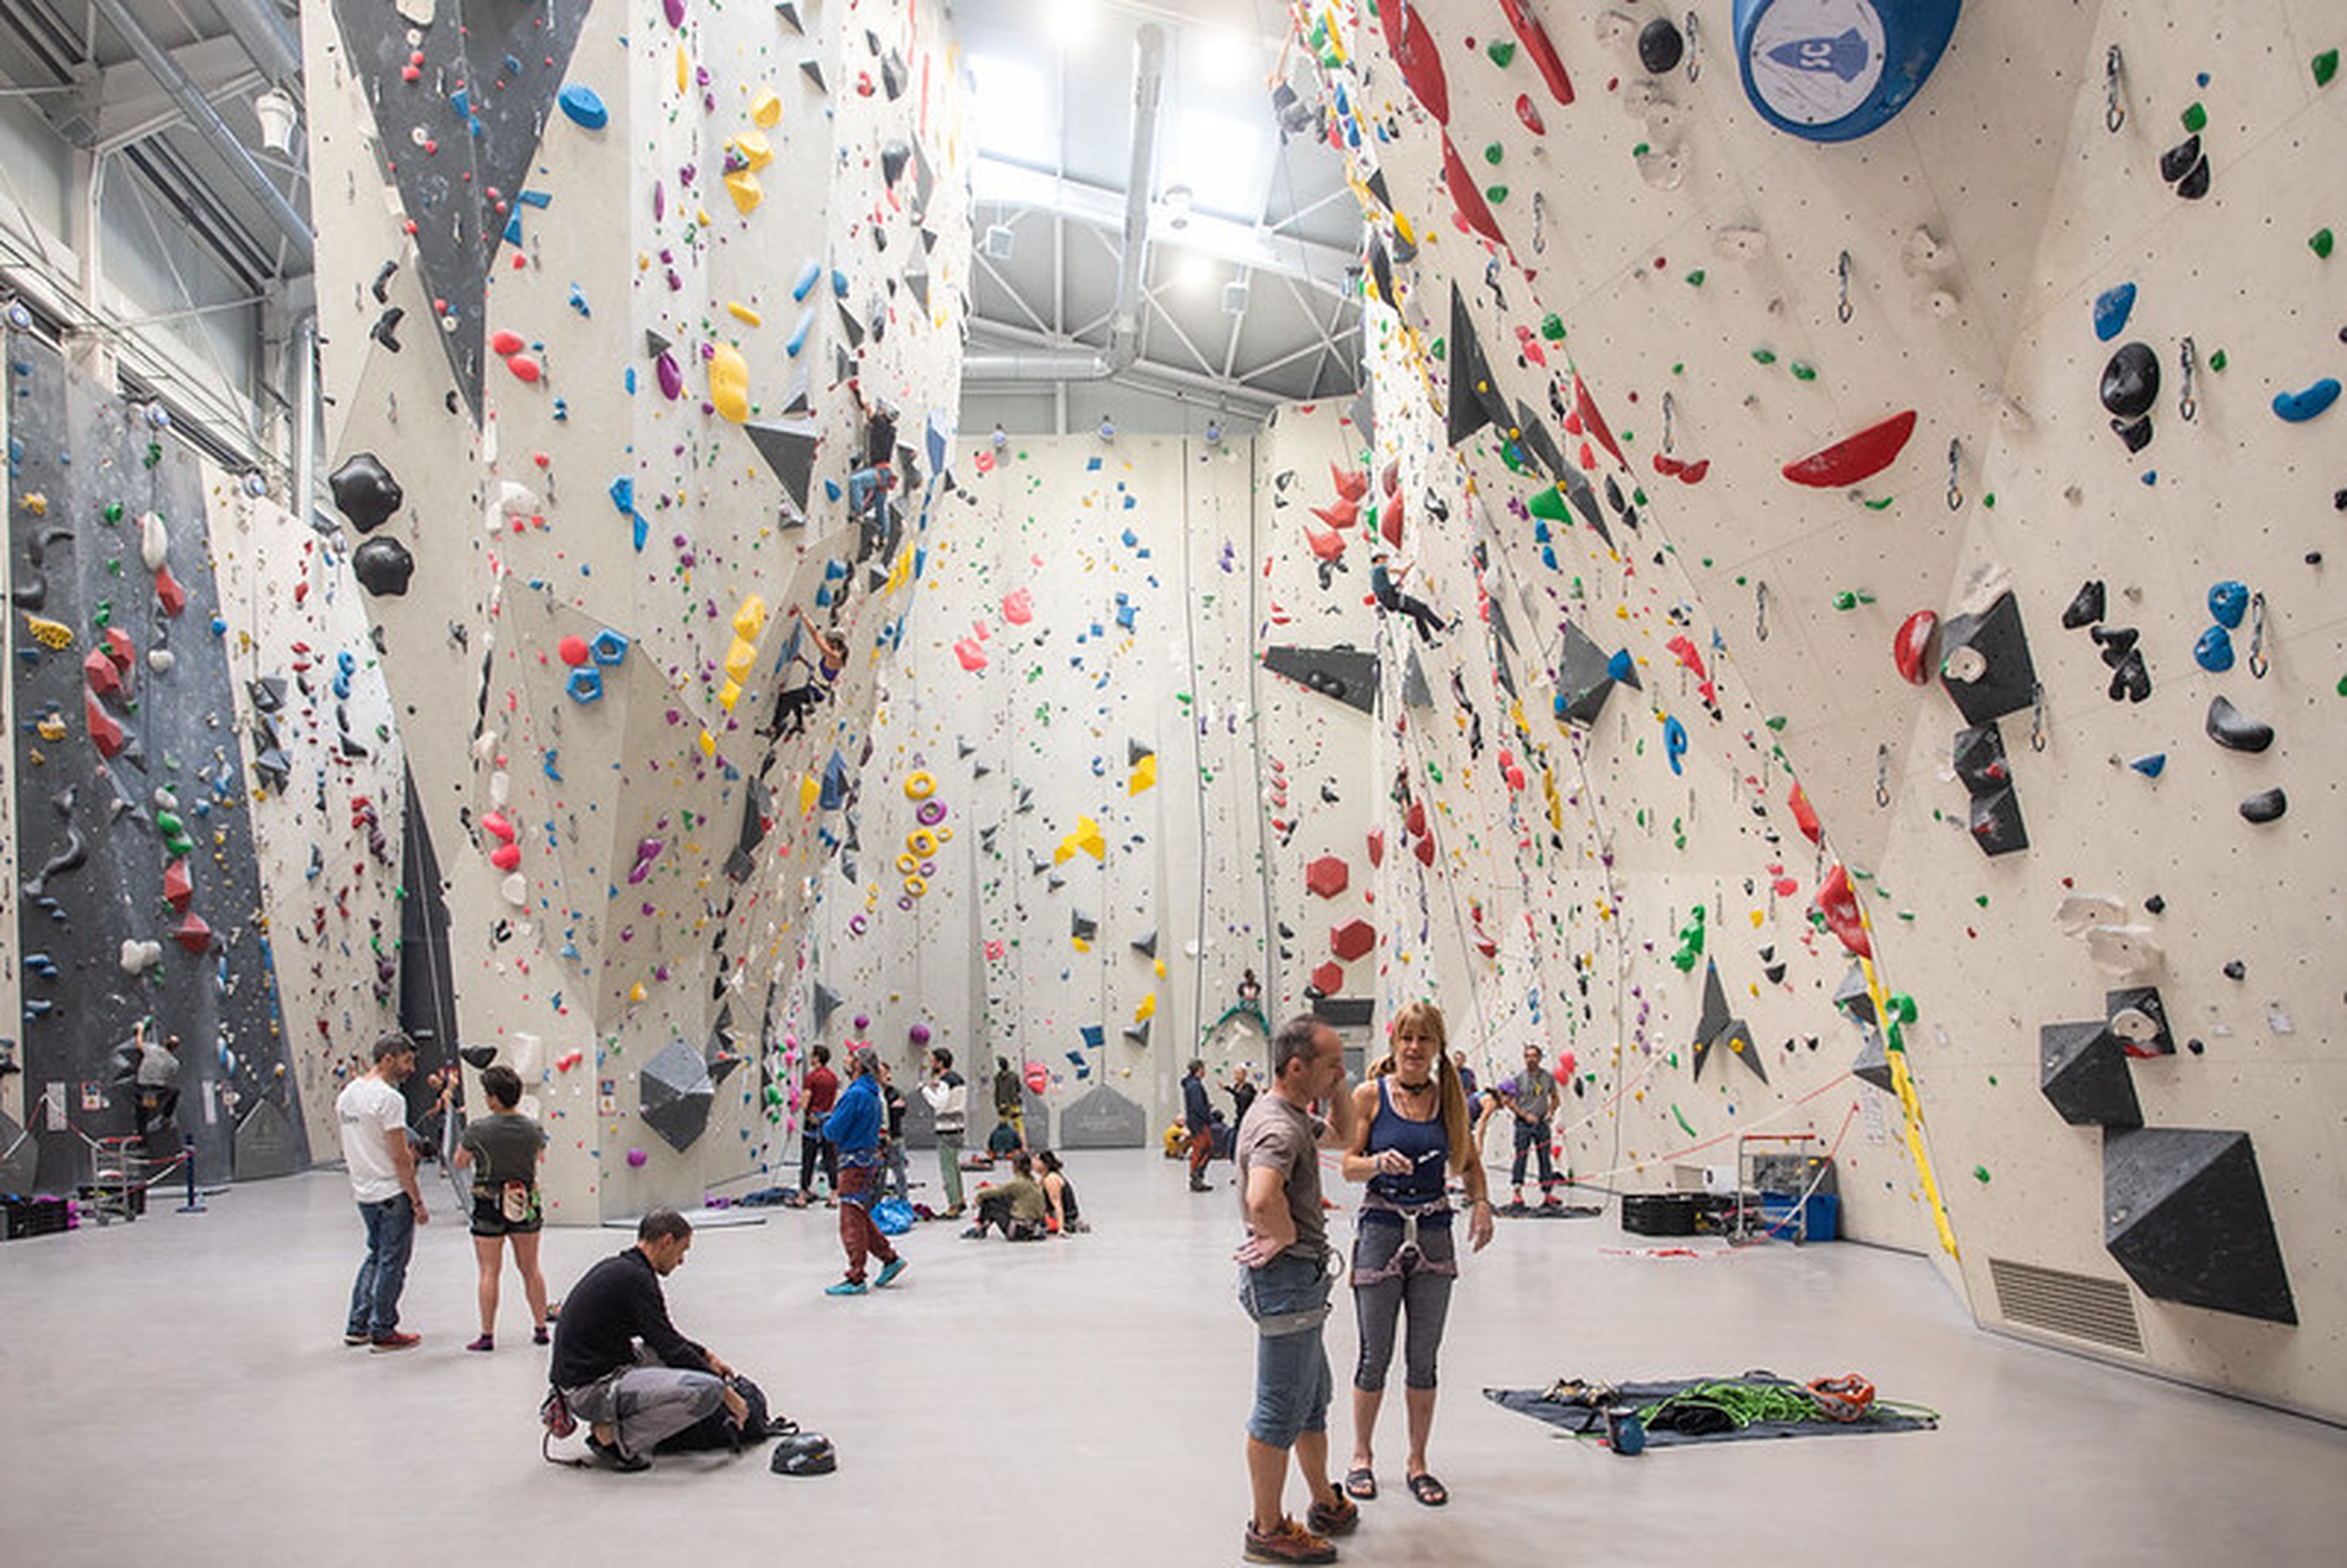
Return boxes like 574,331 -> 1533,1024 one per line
2194,626 -> 2235,673
557,83 -> 608,130
566,667 -> 603,704
1638,17 -> 1684,75
2128,753 -> 2166,779
1780,410 -> 1917,487
557,636 -> 592,666
2100,342 -> 2160,420
328,452 -> 403,532
2315,48 -> 2340,87
2092,282 -> 2137,342
351,537 -> 415,596
708,343 -> 750,423
2271,378 -> 2340,423
1892,610 -> 1937,685
2207,579 -> 2249,628
2204,695 -> 2273,753
1497,0 -> 1575,105
2238,787 -> 2288,823
2061,579 -> 2107,629
903,771 -> 936,800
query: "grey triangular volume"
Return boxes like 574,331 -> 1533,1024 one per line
812,981 -> 843,1030
1122,1017 -> 1152,1046
1262,645 -> 1380,716
1401,645 -> 1434,709
1128,739 -> 1154,765
744,417 -> 820,511
836,295 -> 867,350
1850,1025 -> 1893,1093
645,329 -> 674,357
774,1 -> 804,34
2104,1127 -> 2295,1324
905,268 -> 930,310
799,56 -> 826,91
1129,929 -> 1158,958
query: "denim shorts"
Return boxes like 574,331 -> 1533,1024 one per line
1239,1251 -> 1334,1448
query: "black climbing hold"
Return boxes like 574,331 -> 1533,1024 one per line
2060,579 -> 2106,629
370,260 -> 398,303
459,1044 -> 498,1070
2175,153 -> 2211,200
1637,17 -> 1684,75
2186,1039 -> 2204,1055
1951,722 -> 2010,794
2039,1020 -> 2142,1129
351,535 -> 416,596
329,452 -> 405,533
2103,1126 -> 2294,1324
2100,342 -> 2160,420
2204,694 -> 2273,753
2110,415 -> 2154,453
2221,959 -> 2246,981
2238,786 -> 2287,823
2158,134 -> 2202,183
2142,895 -> 2165,914
2090,624 -> 2139,665
1967,784 -> 2029,856
369,306 -> 405,351
1937,591 -> 2038,725
2107,647 -> 2151,703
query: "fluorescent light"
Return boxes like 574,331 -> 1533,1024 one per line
1049,0 -> 1101,48
1162,111 -> 1266,219
967,53 -> 1055,166
253,87 -> 298,154
1177,251 -> 1213,291
1194,28 -> 1256,85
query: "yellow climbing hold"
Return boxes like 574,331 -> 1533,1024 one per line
708,342 -> 751,423
800,773 -> 821,814
630,981 -> 649,1004
723,169 -> 763,214
716,678 -> 743,712
732,130 -> 774,169
1128,752 -> 1158,795
727,302 -> 763,327
698,728 -> 718,758
1054,814 -> 1106,863
903,770 -> 936,800
733,595 -> 767,641
22,492 -> 46,516
23,614 -> 72,650
675,43 -> 688,94
751,86 -> 782,127
35,713 -> 67,741
1135,993 -> 1156,1022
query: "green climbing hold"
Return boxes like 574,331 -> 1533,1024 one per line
2207,347 -> 2227,372
1789,361 -> 1817,381
1672,1105 -> 1696,1138
1751,348 -> 1777,365
1485,185 -> 1508,203
1765,716 -> 1787,731
1486,39 -> 1516,67
1972,1165 -> 1991,1184
1862,496 -> 1894,511
1684,269 -> 1705,287
1988,1075 -> 1998,1087
1975,895 -> 1989,907
103,500 -> 123,523
1527,485 -> 1572,522
2312,227 -> 2335,258
1982,493 -> 1996,508
2316,48 -> 2340,87
1832,591 -> 1859,610
1540,313 -> 1566,340
2181,101 -> 2207,133
1484,142 -> 1504,166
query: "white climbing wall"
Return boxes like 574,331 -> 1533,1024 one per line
202,463 -> 407,1146
798,404 -> 1368,1141
304,0 -> 969,1217
1292,0 -> 2344,1415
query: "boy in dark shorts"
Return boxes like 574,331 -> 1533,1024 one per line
454,1064 -> 549,1351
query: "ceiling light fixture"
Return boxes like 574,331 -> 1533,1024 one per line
253,86 -> 298,155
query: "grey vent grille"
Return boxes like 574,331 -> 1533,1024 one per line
1988,1258 -> 2144,1353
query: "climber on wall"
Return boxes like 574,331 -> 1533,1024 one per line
1370,552 -> 1446,644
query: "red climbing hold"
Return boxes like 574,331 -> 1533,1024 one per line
1331,463 -> 1368,502
1365,829 -> 1385,867
1378,0 -> 1450,123
1330,919 -> 1376,962
1781,410 -> 1918,488
1406,800 -> 1428,839
1788,781 -> 1821,845
1306,855 -> 1351,899
172,912 -> 215,954
1893,610 -> 1939,685
1574,378 -> 1627,470
482,810 -> 518,843
83,648 -> 122,697
506,353 -> 543,383
490,842 -> 523,871
86,692 -> 125,757
1515,93 -> 1546,134
154,563 -> 187,617
1312,496 -> 1361,530
1813,863 -> 1871,958
1497,0 -> 1576,106
1303,523 -> 1345,563
1442,136 -> 1506,249
163,858 -> 194,910
1311,960 -> 1346,996
1412,830 -> 1436,866
489,329 -> 526,356
1381,496 -> 1406,549
557,635 -> 592,666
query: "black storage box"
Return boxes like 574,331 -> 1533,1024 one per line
1620,1192 -> 1700,1236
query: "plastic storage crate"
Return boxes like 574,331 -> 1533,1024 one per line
1758,1191 -> 1838,1242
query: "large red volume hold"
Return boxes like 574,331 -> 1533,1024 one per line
1782,410 -> 1919,488
1813,862 -> 1871,958
1441,135 -> 1504,247
1497,0 -> 1576,106
1378,0 -> 1450,122
1574,377 -> 1627,470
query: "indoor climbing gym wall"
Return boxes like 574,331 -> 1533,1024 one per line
202,466 -> 408,1151
302,0 -> 969,1217
798,404 -> 1367,1145
5,331 -> 309,1190
1294,0 -> 2342,1415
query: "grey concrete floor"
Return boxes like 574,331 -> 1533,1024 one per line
2,1151 -> 2341,1566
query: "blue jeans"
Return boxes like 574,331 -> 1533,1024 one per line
1239,1251 -> 1334,1448
347,1193 -> 416,1338
1512,1116 -> 1558,1192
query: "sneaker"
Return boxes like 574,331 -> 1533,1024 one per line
586,1435 -> 650,1473
343,1330 -> 371,1347
1543,1192 -> 1563,1207
1243,1517 -> 1337,1565
874,1257 -> 908,1288
532,1326 -> 551,1346
825,1280 -> 869,1297
1306,1493 -> 1360,1537
466,1334 -> 495,1353
960,1226 -> 985,1239
369,1331 -> 421,1354
1512,1188 -> 1525,1207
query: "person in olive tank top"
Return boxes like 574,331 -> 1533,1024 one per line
454,1064 -> 549,1352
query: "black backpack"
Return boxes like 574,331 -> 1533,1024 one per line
656,1373 -> 791,1454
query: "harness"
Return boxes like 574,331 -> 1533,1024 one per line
1352,1191 -> 1458,1286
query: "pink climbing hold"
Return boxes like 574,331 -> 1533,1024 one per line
1002,587 -> 1034,624
1024,1061 -> 1049,1094
490,329 -> 525,356
506,353 -> 543,383
954,638 -> 988,671
558,634 -> 592,666
490,842 -> 523,871
482,810 -> 517,842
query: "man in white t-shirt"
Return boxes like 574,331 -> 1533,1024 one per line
338,1032 -> 441,1351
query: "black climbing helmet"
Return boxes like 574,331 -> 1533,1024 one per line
770,1432 -> 836,1476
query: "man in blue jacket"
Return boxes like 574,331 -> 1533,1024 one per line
820,1046 -> 907,1297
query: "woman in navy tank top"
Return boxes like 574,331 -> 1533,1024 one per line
1337,1002 -> 1494,1508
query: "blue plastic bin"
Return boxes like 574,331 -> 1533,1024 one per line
1758,1191 -> 1838,1242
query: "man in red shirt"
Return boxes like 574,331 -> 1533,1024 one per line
798,1045 -> 839,1206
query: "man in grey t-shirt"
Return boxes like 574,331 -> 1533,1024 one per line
1482,1043 -> 1562,1207
1234,1016 -> 1359,1564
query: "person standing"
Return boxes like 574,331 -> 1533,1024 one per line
1339,1003 -> 1493,1509
798,1045 -> 839,1206
549,1208 -> 751,1471
1226,1063 -> 1260,1141
1485,1043 -> 1562,1207
131,1023 -> 182,1157
1235,1016 -> 1361,1565
337,1032 -> 444,1352
820,1046 -> 906,1296
1449,1050 -> 1477,1104
454,1064 -> 549,1352
878,1060 -> 911,1205
1184,1058 -> 1218,1192
920,1046 -> 968,1217
992,1055 -> 1025,1140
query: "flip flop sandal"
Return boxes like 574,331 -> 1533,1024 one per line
1343,1467 -> 1378,1500
1407,1472 -> 1448,1507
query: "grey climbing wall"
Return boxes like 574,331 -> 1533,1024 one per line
6,329 -> 304,1189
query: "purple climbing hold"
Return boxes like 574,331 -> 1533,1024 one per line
656,351 -> 684,401
663,0 -> 686,27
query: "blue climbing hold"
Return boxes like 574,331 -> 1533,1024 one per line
2093,282 -> 2137,342
566,666 -> 604,704
557,84 -> 608,131
1662,715 -> 1689,775
2206,579 -> 2248,628
589,629 -> 630,665
2272,377 -> 2341,423
2194,625 -> 2235,672
2129,752 -> 2166,779
1607,650 -> 1636,683
792,260 -> 821,301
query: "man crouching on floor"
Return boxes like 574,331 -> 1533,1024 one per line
550,1207 -> 751,1471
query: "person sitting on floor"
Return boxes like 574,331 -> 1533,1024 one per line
1036,1149 -> 1088,1236
549,1207 -> 752,1471
982,1113 -> 1026,1164
963,1152 -> 1049,1240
